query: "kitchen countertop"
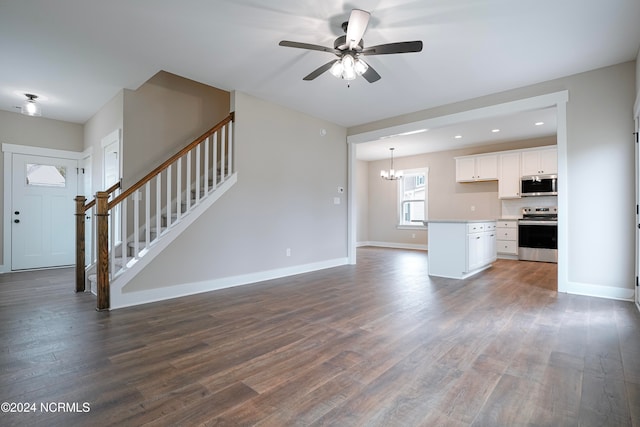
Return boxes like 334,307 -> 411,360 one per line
426,219 -> 496,224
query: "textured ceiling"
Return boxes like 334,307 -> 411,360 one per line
1,0 -> 638,155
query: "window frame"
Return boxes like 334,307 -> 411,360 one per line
396,167 -> 428,229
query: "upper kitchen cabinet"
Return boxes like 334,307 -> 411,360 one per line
455,154 -> 498,182
521,147 -> 557,175
498,152 -> 521,199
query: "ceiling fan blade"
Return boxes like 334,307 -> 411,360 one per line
346,9 -> 370,49
279,40 -> 338,54
362,41 -> 423,55
303,60 -> 338,81
362,64 -> 381,83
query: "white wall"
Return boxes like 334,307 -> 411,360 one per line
350,61 -> 636,297
123,91 -> 348,293
0,110 -> 83,268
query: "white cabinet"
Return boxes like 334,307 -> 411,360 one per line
467,223 -> 497,272
428,221 -> 497,279
496,220 -> 518,258
498,152 -> 521,199
456,154 -> 498,182
521,148 -> 557,175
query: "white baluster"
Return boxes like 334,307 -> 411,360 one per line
166,164 -> 172,227
221,126 -> 226,180
133,192 -> 139,259
156,174 -> 161,241
228,122 -> 233,174
120,201 -> 127,272
195,143 -> 201,204
212,131 -> 218,188
145,181 -> 151,251
177,158 -> 182,220
186,150 -> 191,211
110,203 -> 116,276
204,136 -> 209,195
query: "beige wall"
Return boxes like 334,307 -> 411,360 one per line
122,71 -> 230,188
361,137 -> 556,246
0,110 -> 83,268
124,91 -> 348,292
351,61 -> 636,294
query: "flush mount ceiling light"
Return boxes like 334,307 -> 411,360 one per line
380,147 -> 403,180
21,94 -> 42,117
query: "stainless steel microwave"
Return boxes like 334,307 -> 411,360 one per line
521,174 -> 557,196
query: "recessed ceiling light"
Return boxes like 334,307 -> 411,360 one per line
535,121 -> 544,126
491,129 -> 500,133
454,135 -> 462,139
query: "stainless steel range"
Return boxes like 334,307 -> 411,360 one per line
518,207 -> 558,263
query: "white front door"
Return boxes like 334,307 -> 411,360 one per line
11,154 -> 78,270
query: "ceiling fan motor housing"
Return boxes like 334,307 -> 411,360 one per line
334,35 -> 363,51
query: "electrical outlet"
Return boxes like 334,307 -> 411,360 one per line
470,205 -> 476,212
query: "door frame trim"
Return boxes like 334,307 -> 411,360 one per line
635,94 -> 640,311
1,143 -> 89,273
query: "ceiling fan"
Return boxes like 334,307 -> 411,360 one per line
279,9 -> 423,83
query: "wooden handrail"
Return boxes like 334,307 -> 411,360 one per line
80,112 -> 235,310
108,112 -> 234,210
83,181 -> 121,212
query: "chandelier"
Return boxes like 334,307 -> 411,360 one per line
380,148 -> 403,180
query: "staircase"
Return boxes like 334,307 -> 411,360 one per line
75,113 -> 236,310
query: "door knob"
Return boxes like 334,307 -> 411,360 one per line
14,211 -> 19,215
14,219 -> 19,223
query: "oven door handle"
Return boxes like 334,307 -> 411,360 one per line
519,220 -> 558,226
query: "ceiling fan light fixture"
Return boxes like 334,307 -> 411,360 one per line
341,54 -> 357,80
279,8 -> 422,83
21,93 -> 41,117
354,57 -> 368,75
329,60 -> 344,78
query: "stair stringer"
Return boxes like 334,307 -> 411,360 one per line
109,172 -> 237,309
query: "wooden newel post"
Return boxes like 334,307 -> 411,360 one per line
96,191 -> 110,311
75,196 -> 87,292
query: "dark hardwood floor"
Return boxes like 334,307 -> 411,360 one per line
1,247 -> 639,426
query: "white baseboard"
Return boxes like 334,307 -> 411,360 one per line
111,257 -> 349,310
357,241 -> 427,251
562,280 -> 635,302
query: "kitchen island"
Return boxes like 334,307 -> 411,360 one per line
427,220 -> 497,279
